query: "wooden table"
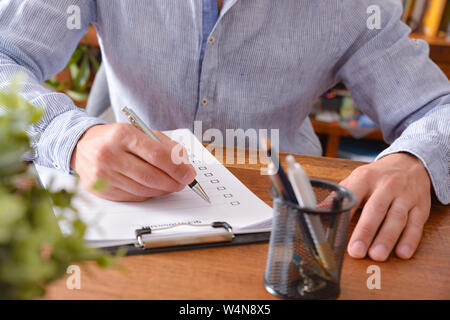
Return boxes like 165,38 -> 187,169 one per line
43,153 -> 450,300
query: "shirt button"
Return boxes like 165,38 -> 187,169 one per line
201,97 -> 209,106
208,36 -> 215,44
52,161 -> 60,169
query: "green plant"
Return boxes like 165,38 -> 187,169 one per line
46,43 -> 100,102
0,77 -> 117,299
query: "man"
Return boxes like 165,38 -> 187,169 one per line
0,0 -> 448,262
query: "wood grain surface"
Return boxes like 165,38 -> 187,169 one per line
43,153 -> 450,300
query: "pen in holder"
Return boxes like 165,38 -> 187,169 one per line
264,178 -> 357,300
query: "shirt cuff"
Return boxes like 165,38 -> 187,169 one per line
33,108 -> 106,173
376,139 -> 449,205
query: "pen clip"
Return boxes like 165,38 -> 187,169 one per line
121,106 -> 137,125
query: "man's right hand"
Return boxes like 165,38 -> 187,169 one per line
70,123 -> 197,202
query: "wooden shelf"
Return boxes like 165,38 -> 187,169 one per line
410,33 -> 450,47
79,26 -> 99,47
310,118 -> 383,158
410,32 -> 450,78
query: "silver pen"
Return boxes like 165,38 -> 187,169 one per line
121,106 -> 211,204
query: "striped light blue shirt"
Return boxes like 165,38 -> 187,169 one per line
0,0 -> 449,204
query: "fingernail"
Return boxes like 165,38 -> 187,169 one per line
182,169 -> 196,185
398,245 -> 413,259
370,244 -> 388,261
350,241 -> 367,258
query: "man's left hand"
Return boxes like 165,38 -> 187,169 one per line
341,152 -> 431,261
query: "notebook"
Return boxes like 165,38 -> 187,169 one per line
34,128 -> 273,249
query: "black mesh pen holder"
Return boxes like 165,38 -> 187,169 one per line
264,178 -> 357,300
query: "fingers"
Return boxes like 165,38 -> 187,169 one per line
87,185 -> 148,202
347,187 -> 395,259
367,200 -> 411,261
152,130 -> 178,145
105,168 -> 175,198
348,195 -> 429,261
126,127 -> 196,185
94,186 -> 169,202
340,166 -> 372,217
72,123 -> 195,202
338,154 -> 432,262
108,151 -> 185,193
395,207 -> 427,259
82,166 -> 172,201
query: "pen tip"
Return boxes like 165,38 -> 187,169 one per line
202,191 -> 212,204
201,193 -> 212,204
191,181 -> 211,204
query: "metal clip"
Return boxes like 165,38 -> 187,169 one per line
135,221 -> 234,249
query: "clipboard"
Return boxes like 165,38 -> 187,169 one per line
101,221 -> 271,256
34,166 -> 272,257
32,128 -> 275,257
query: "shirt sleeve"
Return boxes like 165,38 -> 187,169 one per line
0,0 -> 106,173
335,0 -> 450,204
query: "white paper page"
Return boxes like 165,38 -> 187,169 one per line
35,129 -> 272,246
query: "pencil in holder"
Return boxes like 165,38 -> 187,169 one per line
264,178 -> 357,300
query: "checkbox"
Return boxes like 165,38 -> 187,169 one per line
223,194 -> 233,198
210,179 -> 220,184
217,186 -> 226,191
204,173 -> 213,177
230,201 -> 240,206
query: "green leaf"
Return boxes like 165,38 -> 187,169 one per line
92,179 -> 107,191
69,64 -> 80,89
44,79 -> 61,90
65,47 -> 83,69
65,90 -> 89,102
89,53 -> 100,72
0,192 -> 26,243
0,77 -> 119,300
76,55 -> 91,89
